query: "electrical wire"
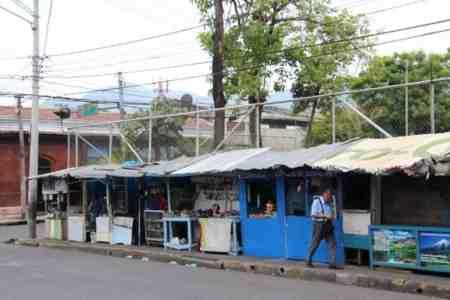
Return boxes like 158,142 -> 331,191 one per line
41,0 -> 434,75
61,27 -> 450,96
364,0 -> 426,16
46,60 -> 211,79
40,80 -> 154,99
45,25 -> 204,58
46,18 -> 450,81
44,47 -> 207,73
10,0 -> 33,16
0,4 -> 32,24
42,0 -> 54,57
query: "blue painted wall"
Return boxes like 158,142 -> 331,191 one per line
239,175 -> 345,264
239,178 -> 285,257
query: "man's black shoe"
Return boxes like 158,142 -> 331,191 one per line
328,265 -> 343,270
306,262 -> 314,268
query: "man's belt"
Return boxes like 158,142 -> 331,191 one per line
311,217 -> 328,222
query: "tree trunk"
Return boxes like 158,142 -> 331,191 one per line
248,96 -> 263,147
212,0 -> 225,148
305,99 -> 319,146
16,97 -> 27,218
154,143 -> 161,161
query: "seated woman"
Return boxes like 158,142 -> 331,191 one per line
263,200 -> 276,217
250,200 -> 276,218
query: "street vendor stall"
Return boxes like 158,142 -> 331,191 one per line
38,165 -> 143,245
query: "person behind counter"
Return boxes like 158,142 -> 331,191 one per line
250,200 -> 276,218
145,188 -> 167,211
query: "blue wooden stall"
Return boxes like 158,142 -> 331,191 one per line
239,173 -> 345,264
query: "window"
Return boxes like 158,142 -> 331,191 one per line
286,179 -> 306,216
247,181 -> 277,218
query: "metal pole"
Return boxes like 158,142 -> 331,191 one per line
118,72 -> 125,119
213,105 -> 256,153
341,99 -> 393,138
195,103 -> 200,156
27,0 -> 40,239
66,77 -> 450,131
148,108 -> 153,163
118,131 -> 145,163
405,61 -> 409,136
66,131 -> 71,168
108,125 -> 113,163
332,98 -> 336,143
78,135 -> 108,161
256,105 -> 260,148
16,95 -> 27,217
166,180 -> 172,212
75,133 -> 79,167
430,83 -> 435,134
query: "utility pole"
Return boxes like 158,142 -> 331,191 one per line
117,72 -> 126,161
16,95 -> 26,218
405,61 -> 409,136
212,0 -> 225,148
28,0 -> 40,238
117,72 -> 126,119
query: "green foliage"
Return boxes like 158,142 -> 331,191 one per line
350,49 -> 450,136
120,97 -> 189,161
305,105 -> 364,146
306,50 -> 450,146
289,1 -> 372,113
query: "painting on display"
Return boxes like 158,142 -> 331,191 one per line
372,229 -> 417,265
420,232 -> 450,269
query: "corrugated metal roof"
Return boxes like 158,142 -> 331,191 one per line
232,142 -> 355,171
34,132 -> 450,180
314,132 -> 450,175
35,164 -> 143,179
140,156 -> 208,176
172,148 -> 270,176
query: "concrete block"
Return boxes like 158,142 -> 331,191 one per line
336,272 -> 357,286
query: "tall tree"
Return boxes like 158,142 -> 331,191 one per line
194,0 -> 371,147
288,1 -> 371,142
212,0 -> 226,147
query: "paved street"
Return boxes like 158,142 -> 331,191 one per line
0,225 -> 435,300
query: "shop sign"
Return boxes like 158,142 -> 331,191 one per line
419,232 -> 450,269
372,228 -> 417,265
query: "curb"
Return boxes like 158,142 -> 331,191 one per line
0,218 -> 46,226
14,239 -> 450,299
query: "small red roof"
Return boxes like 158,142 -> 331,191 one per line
0,106 -> 121,123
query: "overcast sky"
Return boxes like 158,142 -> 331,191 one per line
0,0 -> 449,106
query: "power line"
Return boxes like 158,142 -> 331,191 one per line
51,18 -> 450,84
10,0 -> 33,16
365,0 -> 426,16
42,0 -> 54,57
43,49 -> 201,73
41,79 -> 153,99
38,0 -> 426,75
46,60 -> 211,79
0,4 -> 32,24
45,25 -> 204,58
61,27 -> 450,96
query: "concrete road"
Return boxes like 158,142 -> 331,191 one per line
0,223 -> 45,241
0,241 -> 435,300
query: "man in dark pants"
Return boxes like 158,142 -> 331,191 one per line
306,187 -> 339,269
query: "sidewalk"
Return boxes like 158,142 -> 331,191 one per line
0,215 -> 46,225
14,239 -> 450,299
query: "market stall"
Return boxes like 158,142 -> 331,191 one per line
38,165 -> 143,245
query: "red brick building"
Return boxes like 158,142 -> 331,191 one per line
0,106 -> 120,219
